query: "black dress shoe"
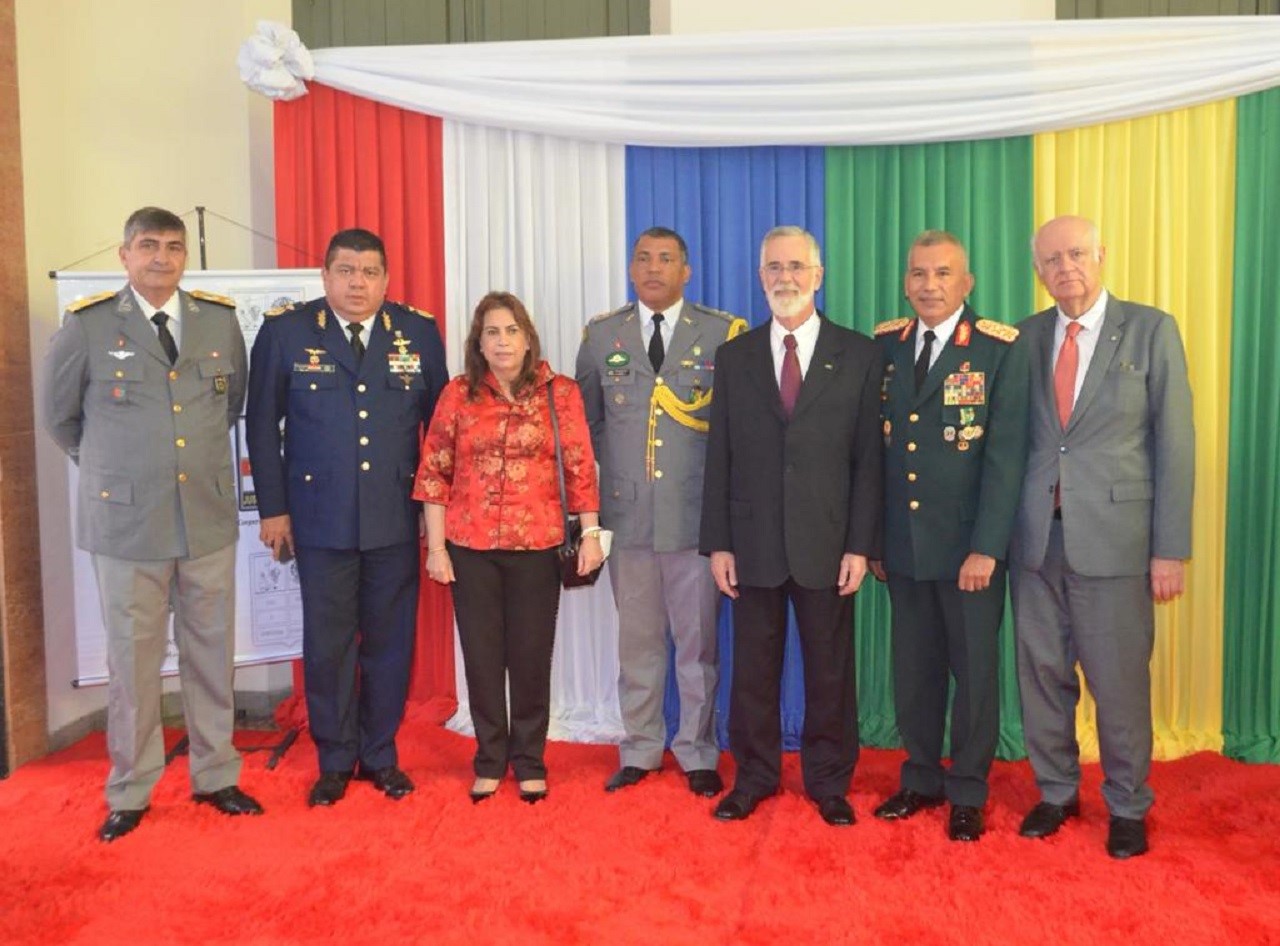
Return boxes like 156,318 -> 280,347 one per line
1106,816 -> 1148,859
308,771 -> 352,807
518,780 -> 549,805
604,765 -> 658,792
873,788 -> 946,821
948,805 -> 984,842
817,795 -> 856,827
713,789 -> 768,821
98,808 -> 147,842
357,765 -> 414,800
1019,799 -> 1080,838
192,786 -> 264,816
686,769 -> 724,797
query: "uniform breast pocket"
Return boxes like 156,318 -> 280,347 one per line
602,370 -> 638,408
89,358 -> 144,405
199,357 -> 236,396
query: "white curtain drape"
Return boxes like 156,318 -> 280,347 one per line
243,17 -> 1280,145
441,122 -> 630,741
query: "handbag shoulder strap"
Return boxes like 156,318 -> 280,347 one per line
545,378 -> 573,551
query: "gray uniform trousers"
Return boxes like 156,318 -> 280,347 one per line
1011,519 -> 1155,819
93,543 -> 241,810
611,547 -> 720,771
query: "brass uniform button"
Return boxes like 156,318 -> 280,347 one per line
654,470 -> 664,479
359,436 -> 369,446
907,442 -> 917,453
175,438 -> 186,448
173,404 -> 182,413
359,410 -> 369,419
909,500 -> 920,511
177,473 -> 188,484
909,412 -> 919,422
357,383 -> 367,393
361,461 -> 371,471
907,472 -> 917,482
100,490 -> 110,498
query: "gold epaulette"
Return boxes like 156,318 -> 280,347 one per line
975,318 -> 1019,343
726,317 -> 748,341
67,290 -> 116,313
402,303 -> 435,320
263,301 -> 298,318
190,289 -> 235,308
589,303 -> 633,324
874,317 -> 912,337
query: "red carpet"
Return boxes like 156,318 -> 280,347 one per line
2,708 -> 1278,945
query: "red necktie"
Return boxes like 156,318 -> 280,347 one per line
1054,321 -> 1082,429
780,333 -> 801,418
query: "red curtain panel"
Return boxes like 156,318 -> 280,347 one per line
274,83 -> 456,724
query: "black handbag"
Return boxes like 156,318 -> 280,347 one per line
546,381 -> 603,588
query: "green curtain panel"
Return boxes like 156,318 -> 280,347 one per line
1223,88 -> 1280,764
824,137 -> 1035,757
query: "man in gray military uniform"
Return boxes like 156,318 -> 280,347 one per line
577,227 -> 746,798
42,206 -> 262,841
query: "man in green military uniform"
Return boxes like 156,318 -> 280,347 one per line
869,230 -> 1029,841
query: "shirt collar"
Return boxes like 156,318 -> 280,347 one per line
770,310 -> 821,347
131,288 -> 179,323
638,299 -> 683,327
1057,288 -> 1109,334
918,303 -> 965,348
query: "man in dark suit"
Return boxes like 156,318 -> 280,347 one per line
699,225 -> 883,826
246,228 -> 448,807
42,206 -> 262,841
1011,215 -> 1194,859
869,230 -> 1029,842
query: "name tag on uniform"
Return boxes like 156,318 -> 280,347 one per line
388,352 -> 422,374
293,362 -> 336,373
943,371 -> 986,406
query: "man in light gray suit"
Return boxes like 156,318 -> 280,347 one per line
1011,215 -> 1193,860
42,207 -> 262,841
577,227 -> 746,798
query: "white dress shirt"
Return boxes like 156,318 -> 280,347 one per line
638,299 -> 681,354
770,311 -> 822,387
132,289 -> 182,352
1053,289 -> 1109,403
915,304 -> 965,371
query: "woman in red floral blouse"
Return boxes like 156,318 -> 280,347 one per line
416,291 -> 602,804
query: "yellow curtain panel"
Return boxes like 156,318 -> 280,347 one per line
1032,99 -> 1234,760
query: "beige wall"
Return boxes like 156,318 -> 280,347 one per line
653,0 -> 1055,32
18,0 -> 290,737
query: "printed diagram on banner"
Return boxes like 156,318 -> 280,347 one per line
52,271 -> 324,685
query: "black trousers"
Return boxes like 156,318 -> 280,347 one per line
886,570 -> 1005,807
296,541 -> 419,774
729,580 -> 859,799
449,544 -> 561,780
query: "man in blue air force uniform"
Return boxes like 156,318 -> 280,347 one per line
246,228 -> 447,807
577,226 -> 747,799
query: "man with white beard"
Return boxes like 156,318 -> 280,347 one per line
699,226 -> 884,825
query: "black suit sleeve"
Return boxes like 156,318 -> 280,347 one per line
845,340 -> 884,559
699,339 -> 733,555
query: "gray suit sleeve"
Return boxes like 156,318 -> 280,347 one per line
1148,312 -> 1194,560
41,312 -> 89,462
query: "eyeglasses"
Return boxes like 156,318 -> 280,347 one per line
330,265 -> 385,280
762,261 -> 816,277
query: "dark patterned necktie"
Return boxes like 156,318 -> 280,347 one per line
648,312 -> 665,372
348,321 -> 366,363
151,312 -> 178,365
780,333 -> 801,418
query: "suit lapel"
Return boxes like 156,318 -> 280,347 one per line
792,318 -> 844,419
1067,297 -> 1125,432
113,287 -> 169,366
361,312 -> 393,381
744,323 -> 787,422
1035,310 -> 1060,429
913,309 -> 972,408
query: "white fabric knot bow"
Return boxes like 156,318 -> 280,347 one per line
238,21 -> 315,101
